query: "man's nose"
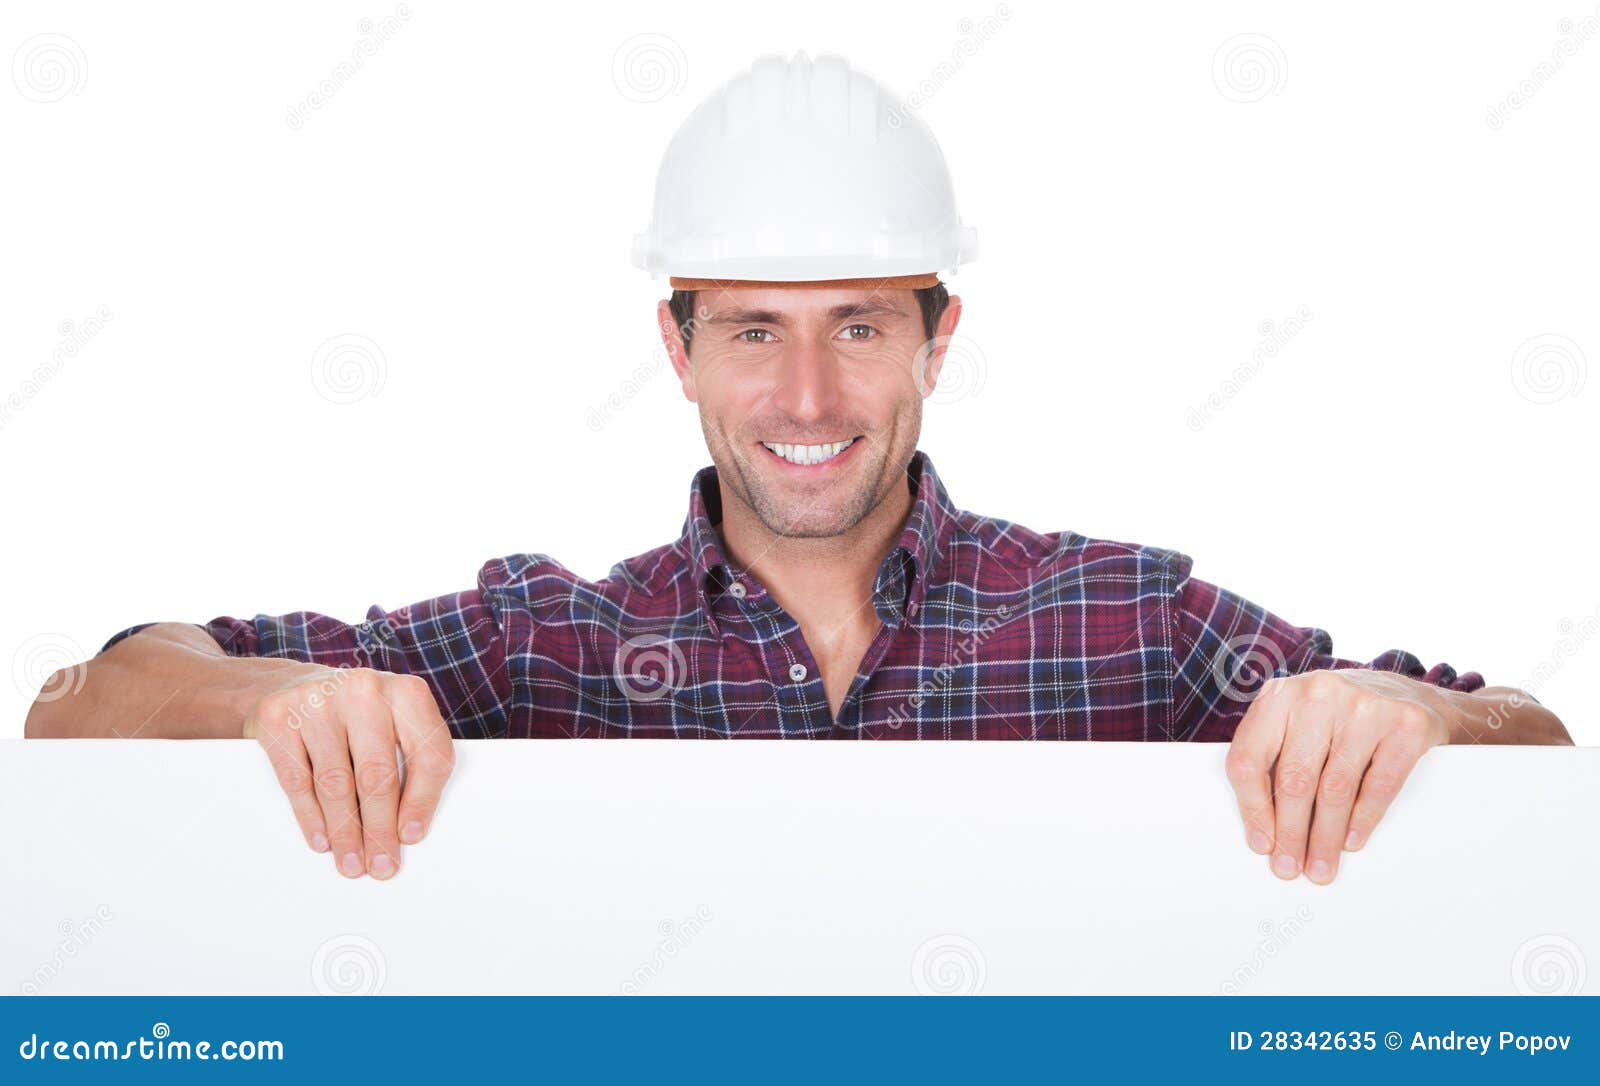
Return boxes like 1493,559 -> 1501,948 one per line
770,337 -> 843,422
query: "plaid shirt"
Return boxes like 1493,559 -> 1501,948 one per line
102,451 -> 1484,740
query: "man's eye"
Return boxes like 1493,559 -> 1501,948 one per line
839,324 -> 878,341
737,329 -> 776,344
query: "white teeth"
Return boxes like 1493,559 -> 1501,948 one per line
761,437 -> 856,465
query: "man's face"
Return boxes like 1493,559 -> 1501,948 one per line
660,287 -> 960,539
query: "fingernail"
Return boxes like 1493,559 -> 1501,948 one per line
400,820 -> 424,845
1272,853 -> 1299,878
340,852 -> 364,878
310,831 -> 329,853
1247,829 -> 1272,854
1345,829 -> 1362,851
369,853 -> 396,879
1306,859 -> 1332,883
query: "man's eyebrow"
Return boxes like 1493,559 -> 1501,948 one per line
825,299 -> 909,321
702,307 -> 786,326
700,299 -> 912,326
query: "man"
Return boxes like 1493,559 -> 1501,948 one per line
26,54 -> 1571,887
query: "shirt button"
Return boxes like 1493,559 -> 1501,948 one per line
788,663 -> 808,682
728,580 -> 747,599
907,601 -> 919,617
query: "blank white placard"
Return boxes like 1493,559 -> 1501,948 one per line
3,739 -> 1595,995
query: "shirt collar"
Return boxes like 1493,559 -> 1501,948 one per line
683,449 -> 955,635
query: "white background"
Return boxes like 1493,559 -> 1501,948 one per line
2,2 -> 1596,740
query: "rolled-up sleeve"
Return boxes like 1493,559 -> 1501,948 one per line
99,566 -> 516,739
1169,568 -> 1487,743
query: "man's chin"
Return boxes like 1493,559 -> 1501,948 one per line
746,472 -> 862,537
758,508 -> 857,539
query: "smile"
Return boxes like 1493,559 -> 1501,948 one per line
759,437 -> 858,466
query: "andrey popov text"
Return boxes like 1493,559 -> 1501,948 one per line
1229,1030 -> 1574,1055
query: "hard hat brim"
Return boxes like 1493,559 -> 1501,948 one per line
667,273 -> 941,291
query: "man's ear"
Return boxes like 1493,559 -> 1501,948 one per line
656,299 -> 697,403
916,294 -> 965,398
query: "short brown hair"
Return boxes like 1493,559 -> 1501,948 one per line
667,283 -> 950,356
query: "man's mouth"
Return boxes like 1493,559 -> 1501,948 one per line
759,437 -> 859,467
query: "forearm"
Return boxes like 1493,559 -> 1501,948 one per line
1424,683 -> 1574,746
23,623 -> 317,740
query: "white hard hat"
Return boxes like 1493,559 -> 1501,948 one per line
632,52 -> 978,288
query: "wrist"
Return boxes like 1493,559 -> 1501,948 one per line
1433,684 -> 1572,746
212,656 -> 339,738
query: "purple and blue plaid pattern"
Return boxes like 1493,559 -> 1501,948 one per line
102,451 -> 1484,740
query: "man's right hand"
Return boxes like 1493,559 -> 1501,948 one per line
243,666 -> 455,880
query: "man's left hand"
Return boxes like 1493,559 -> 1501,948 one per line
1224,669 -> 1450,884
